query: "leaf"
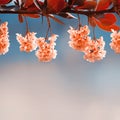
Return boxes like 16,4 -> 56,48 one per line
58,12 -> 77,19
47,0 -> 67,13
96,0 -> 112,11
112,0 -> 120,5
49,14 -> 64,24
75,0 -> 97,10
18,14 -> 24,23
96,13 -> 117,26
94,18 -> 120,31
0,0 -> 12,5
23,0 -> 34,8
23,14 -> 40,18
33,0 -> 44,10
89,17 -> 96,27
73,0 -> 84,5
68,0 -> 76,5
23,3 -> 40,18
68,0 -> 84,5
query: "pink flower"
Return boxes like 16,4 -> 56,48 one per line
84,37 -> 106,62
68,25 -> 90,52
16,32 -> 37,52
0,22 -> 10,55
110,29 -> 120,53
35,34 -> 58,62
79,25 -> 90,36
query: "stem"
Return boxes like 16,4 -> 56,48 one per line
92,27 -> 96,40
45,16 -> 52,40
77,14 -> 81,29
24,17 -> 29,33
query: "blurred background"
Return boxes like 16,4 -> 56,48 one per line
0,3 -> 120,120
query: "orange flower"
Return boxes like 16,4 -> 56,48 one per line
110,29 -> 120,53
84,37 -> 106,62
0,22 -> 10,55
68,25 -> 90,52
35,34 -> 58,62
16,32 -> 37,52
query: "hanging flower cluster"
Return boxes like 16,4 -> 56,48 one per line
16,30 -> 58,62
68,25 -> 106,62
110,29 -> 120,53
35,34 -> 58,62
68,25 -> 90,52
83,37 -> 106,62
0,22 -> 10,55
16,32 -> 37,52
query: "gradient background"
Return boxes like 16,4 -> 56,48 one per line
0,3 -> 120,120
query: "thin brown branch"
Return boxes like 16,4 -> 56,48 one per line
65,8 -> 115,16
0,10 -> 42,14
0,7 -> 116,17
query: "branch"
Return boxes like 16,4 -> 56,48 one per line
0,10 -> 42,14
0,6 -> 116,17
66,8 -> 115,16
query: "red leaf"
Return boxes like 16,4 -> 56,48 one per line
23,3 -> 40,18
89,17 -> 96,27
94,18 -> 120,31
96,0 -> 112,11
49,14 -> 64,24
18,14 -> 24,23
68,0 -> 84,6
112,0 -> 120,4
58,12 -> 77,19
23,14 -> 40,18
75,0 -> 97,9
0,0 -> 12,5
47,0 -> 66,13
23,0 -> 34,8
96,13 -> 117,26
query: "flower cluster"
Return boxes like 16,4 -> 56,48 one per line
68,25 -> 106,62
110,29 -> 120,53
68,25 -> 90,52
0,22 -> 10,55
84,37 -> 106,62
16,32 -> 37,52
35,34 -> 58,62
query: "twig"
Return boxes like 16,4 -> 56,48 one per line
0,7 -> 116,17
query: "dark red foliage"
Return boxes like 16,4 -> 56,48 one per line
0,0 -> 12,5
